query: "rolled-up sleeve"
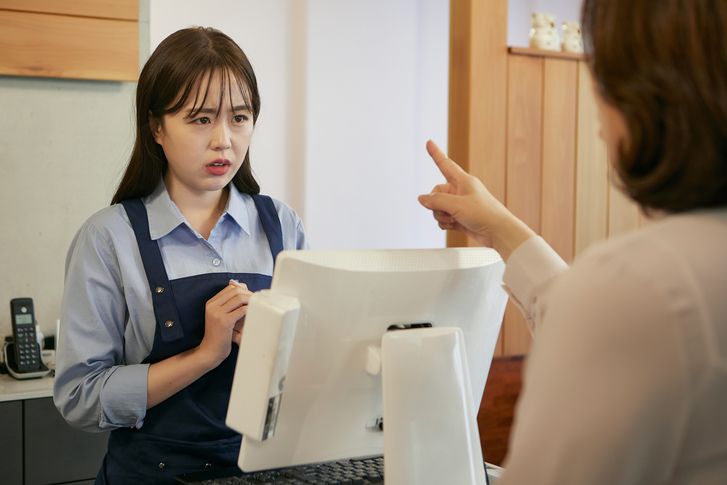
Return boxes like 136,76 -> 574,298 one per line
53,220 -> 149,432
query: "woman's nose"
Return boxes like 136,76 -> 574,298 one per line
210,121 -> 232,150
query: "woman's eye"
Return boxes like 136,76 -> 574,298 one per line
193,116 -> 211,125
233,114 -> 249,123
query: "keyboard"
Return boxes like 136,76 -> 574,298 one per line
176,455 -> 384,484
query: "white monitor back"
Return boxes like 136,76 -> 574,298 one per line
233,248 -> 507,471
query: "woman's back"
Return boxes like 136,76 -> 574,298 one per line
629,209 -> 727,482
502,208 -> 727,484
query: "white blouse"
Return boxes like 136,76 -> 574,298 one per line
497,208 -> 727,485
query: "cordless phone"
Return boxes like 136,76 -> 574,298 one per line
10,297 -> 42,372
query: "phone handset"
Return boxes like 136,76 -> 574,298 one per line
5,298 -> 51,379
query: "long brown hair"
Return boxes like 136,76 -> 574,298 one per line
582,0 -> 727,212
111,27 -> 261,205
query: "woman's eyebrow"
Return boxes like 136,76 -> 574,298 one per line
187,105 -> 251,115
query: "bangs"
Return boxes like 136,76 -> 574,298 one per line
165,64 -> 255,119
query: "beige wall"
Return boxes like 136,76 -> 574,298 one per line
0,1 -> 149,338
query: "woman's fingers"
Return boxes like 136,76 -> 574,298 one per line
426,140 -> 466,183
209,283 -> 252,309
418,190 -> 460,215
232,317 -> 245,345
433,210 -> 455,224
206,282 -> 244,305
228,280 -> 248,290
219,291 -> 252,313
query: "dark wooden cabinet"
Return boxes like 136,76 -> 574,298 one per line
1,397 -> 108,485
0,401 -> 23,485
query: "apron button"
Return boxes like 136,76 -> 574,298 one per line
164,320 -> 174,328
155,286 -> 165,294
158,462 -> 166,470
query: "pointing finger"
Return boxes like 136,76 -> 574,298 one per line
426,140 -> 465,183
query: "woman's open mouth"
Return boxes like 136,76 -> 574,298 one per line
206,159 -> 232,176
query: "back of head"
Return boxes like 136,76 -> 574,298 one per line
582,0 -> 727,212
112,27 -> 261,205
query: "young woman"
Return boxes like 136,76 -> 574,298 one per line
53,27 -> 306,484
419,0 -> 726,483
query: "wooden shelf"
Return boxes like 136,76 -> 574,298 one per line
509,46 -> 584,61
0,0 -> 138,82
0,0 -> 138,20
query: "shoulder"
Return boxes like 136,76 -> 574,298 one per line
544,211 -> 724,370
269,196 -> 303,227
248,193 -> 304,232
82,204 -> 130,231
570,209 -> 727,291
67,204 -> 133,260
75,205 -> 131,242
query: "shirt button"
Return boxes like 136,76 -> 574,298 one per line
158,461 -> 165,470
155,286 -> 165,294
212,258 -> 221,266
164,320 -> 174,328
204,462 -> 212,469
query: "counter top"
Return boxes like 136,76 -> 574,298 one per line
0,373 -> 54,402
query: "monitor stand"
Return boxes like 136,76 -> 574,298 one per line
381,326 -> 488,485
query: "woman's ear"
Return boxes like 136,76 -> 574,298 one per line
148,112 -> 163,145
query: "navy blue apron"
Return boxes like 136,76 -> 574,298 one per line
96,194 -> 283,485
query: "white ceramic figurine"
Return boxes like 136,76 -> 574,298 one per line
561,21 -> 584,54
529,12 -> 560,52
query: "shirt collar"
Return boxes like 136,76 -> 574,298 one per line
144,181 -> 186,240
225,183 -> 250,235
143,180 -> 251,240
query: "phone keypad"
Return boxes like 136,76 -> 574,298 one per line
15,325 -> 40,370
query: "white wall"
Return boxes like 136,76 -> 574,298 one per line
303,0 -> 449,249
509,0 -> 582,47
149,0 -> 449,249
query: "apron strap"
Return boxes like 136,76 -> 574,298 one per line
251,194 -> 284,264
121,199 -> 184,342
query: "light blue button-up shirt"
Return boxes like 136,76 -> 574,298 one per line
53,181 -> 306,432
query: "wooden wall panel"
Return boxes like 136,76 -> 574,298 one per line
574,63 -> 609,255
541,59 -> 578,262
0,9 -> 138,81
448,0 -> 472,249
448,0 -> 508,248
449,0 -> 509,355
0,0 -> 137,20
502,55 -> 543,355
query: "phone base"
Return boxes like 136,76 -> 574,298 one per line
3,342 -> 52,380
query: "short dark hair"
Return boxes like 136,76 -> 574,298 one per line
111,27 -> 261,205
581,0 -> 727,212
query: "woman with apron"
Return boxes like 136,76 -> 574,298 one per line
53,27 -> 306,484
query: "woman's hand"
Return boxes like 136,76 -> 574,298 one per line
229,280 -> 249,345
146,281 -> 252,408
418,140 -> 536,260
199,281 -> 252,366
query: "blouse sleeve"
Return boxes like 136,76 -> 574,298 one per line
502,236 -> 569,334
497,241 -> 690,484
53,219 -> 149,432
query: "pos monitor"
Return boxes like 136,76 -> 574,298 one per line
226,248 -> 508,478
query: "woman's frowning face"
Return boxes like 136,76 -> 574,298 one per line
152,69 -> 255,199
